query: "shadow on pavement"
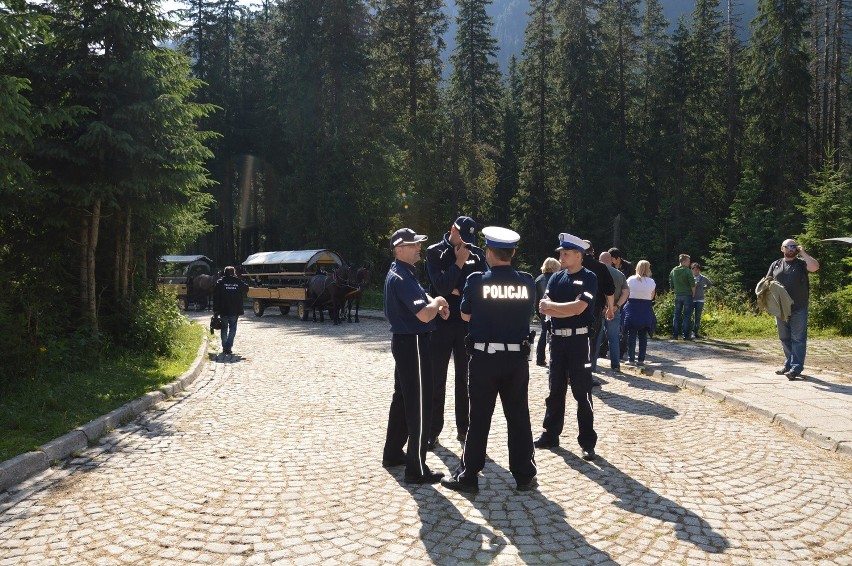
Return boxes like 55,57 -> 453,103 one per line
210,352 -> 243,363
596,388 -> 678,420
430,451 -> 613,564
556,449 -> 729,553
802,375 -> 852,396
643,355 -> 713,381
605,370 -> 680,393
391,475 -> 499,565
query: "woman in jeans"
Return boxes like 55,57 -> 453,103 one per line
623,260 -> 656,365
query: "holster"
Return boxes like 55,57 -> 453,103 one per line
464,334 -> 475,356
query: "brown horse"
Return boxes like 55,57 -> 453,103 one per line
341,266 -> 370,322
186,273 -> 215,311
306,267 -> 349,324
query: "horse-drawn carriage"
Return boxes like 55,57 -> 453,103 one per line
157,255 -> 215,310
242,249 -> 347,321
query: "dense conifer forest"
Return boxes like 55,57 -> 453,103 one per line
1,0 -> 851,383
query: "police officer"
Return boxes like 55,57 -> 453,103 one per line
441,227 -> 538,493
382,228 -> 450,484
534,233 -> 599,461
425,215 -> 488,449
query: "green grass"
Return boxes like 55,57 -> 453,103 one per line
681,302 -> 840,340
0,322 -> 205,462
699,306 -> 780,339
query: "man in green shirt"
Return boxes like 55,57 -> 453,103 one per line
669,254 -> 696,340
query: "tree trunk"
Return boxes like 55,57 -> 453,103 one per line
822,0 -> 830,155
88,199 -> 100,334
80,199 -> 101,335
121,207 -> 131,300
832,0 -> 842,165
80,214 -> 90,317
726,0 -> 737,201
114,210 -> 122,303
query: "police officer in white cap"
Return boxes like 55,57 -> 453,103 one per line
534,232 -> 599,461
441,227 -> 538,493
382,228 -> 449,484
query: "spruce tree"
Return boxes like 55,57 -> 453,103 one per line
370,0 -> 449,235
515,0 -> 558,266
704,169 -> 777,299
494,56 -> 522,226
742,0 -> 812,219
448,0 -> 502,147
20,0 -> 215,334
798,157 -> 852,293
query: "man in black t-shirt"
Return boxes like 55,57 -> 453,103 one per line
766,239 -> 819,379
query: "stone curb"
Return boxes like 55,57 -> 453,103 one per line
624,365 -> 850,462
0,333 -> 209,494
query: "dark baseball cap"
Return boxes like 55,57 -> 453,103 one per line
453,216 -> 477,245
390,228 -> 427,249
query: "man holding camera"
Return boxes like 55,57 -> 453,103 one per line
766,239 -> 819,379
425,216 -> 488,449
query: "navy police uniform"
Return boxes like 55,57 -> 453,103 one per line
382,231 -> 441,481
538,234 -> 599,455
425,216 -> 487,444
442,227 -> 537,492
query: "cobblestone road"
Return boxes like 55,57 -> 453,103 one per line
1,313 -> 851,565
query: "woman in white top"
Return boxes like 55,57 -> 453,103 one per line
623,260 -> 656,365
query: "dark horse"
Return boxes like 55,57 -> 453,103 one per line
306,267 -> 350,324
341,266 -> 370,322
186,273 -> 215,311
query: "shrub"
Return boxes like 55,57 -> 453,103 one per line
810,286 -> 852,335
126,290 -> 187,355
699,300 -> 778,338
653,291 -> 674,336
705,288 -> 757,315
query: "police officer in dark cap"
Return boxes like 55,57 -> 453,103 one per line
425,215 -> 488,449
534,233 -> 599,461
382,228 -> 450,484
441,227 -> 538,493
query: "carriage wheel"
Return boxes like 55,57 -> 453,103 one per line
298,301 -> 309,321
280,305 -> 290,315
253,300 -> 266,317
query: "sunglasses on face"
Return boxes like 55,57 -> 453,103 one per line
784,245 -> 798,250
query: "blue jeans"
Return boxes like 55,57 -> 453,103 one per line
592,313 -> 621,371
692,301 -> 705,337
221,315 -> 239,352
776,308 -> 808,373
672,295 -> 694,339
627,329 -> 648,363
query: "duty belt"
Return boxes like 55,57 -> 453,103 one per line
552,327 -> 589,337
474,342 -> 522,354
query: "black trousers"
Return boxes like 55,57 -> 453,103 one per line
430,318 -> 469,440
383,333 -> 434,477
542,334 -> 598,450
454,350 -> 536,487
